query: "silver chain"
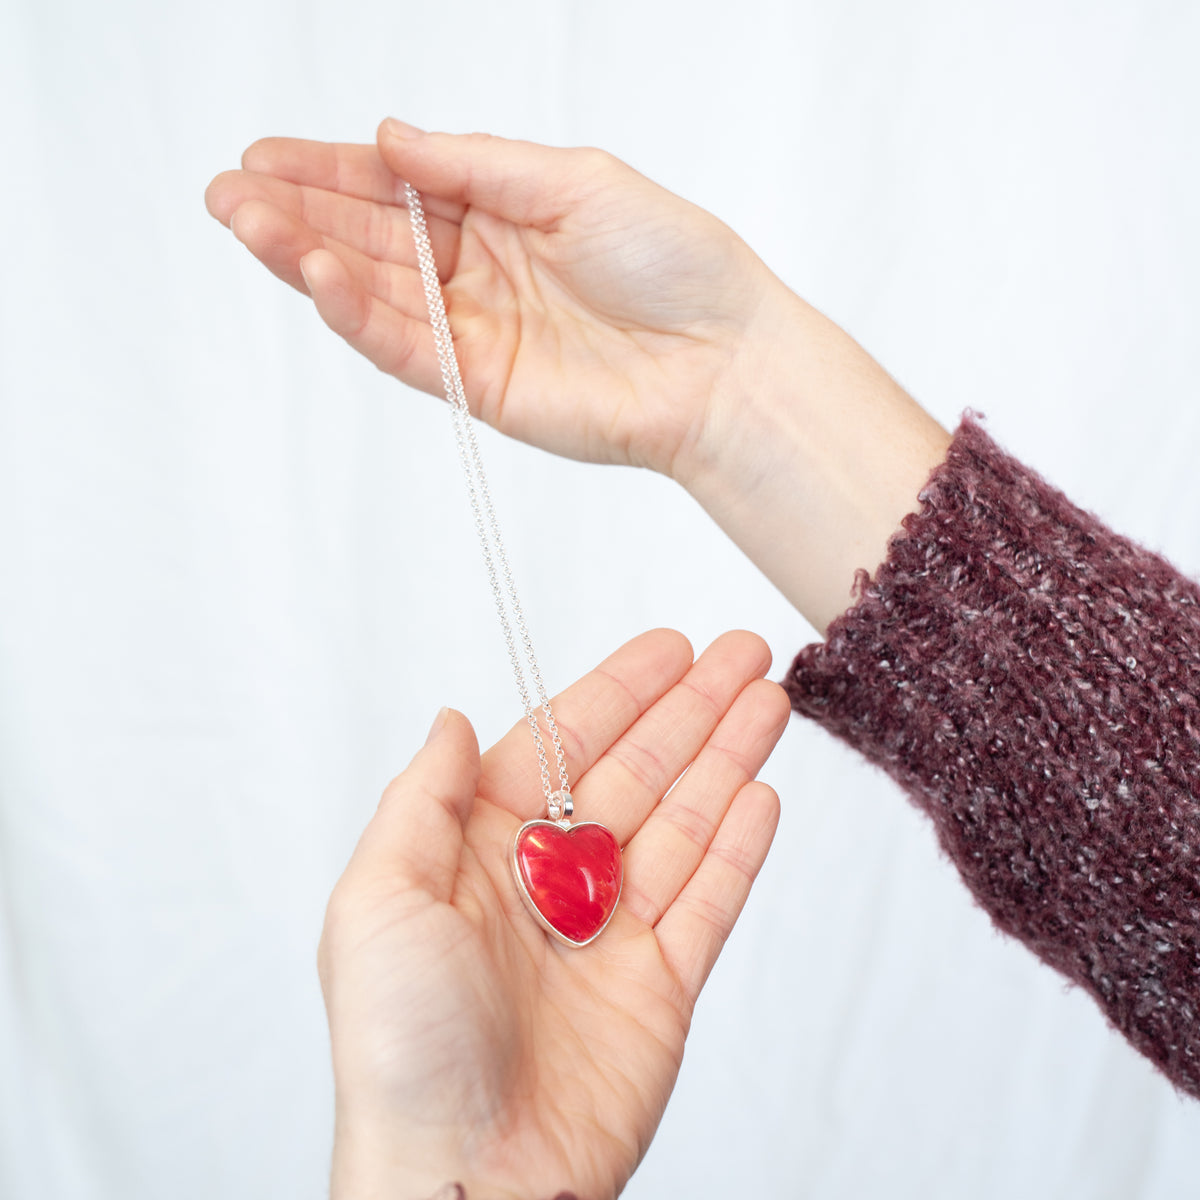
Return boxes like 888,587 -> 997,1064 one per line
406,184 -> 573,822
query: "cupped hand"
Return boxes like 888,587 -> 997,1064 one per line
319,629 -> 789,1200
205,122 -> 784,476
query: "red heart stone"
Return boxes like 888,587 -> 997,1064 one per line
512,820 -> 623,946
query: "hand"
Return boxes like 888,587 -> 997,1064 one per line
319,629 -> 789,1200
206,123 -> 950,634
204,121 -> 789,477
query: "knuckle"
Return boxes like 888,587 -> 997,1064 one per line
664,801 -> 712,851
571,146 -> 619,184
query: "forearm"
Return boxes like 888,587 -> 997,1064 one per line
679,284 -> 951,635
786,419 -> 1200,1098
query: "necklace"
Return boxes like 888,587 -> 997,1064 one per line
406,184 -> 622,948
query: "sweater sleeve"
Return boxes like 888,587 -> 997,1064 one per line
785,416 -> 1200,1098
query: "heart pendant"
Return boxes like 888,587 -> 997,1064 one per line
511,819 -> 623,947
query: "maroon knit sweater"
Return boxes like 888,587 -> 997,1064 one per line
786,416 -> 1200,1098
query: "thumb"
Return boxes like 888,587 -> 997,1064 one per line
347,707 -> 482,900
377,118 -> 604,228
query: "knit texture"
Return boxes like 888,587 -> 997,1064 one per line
786,416 -> 1200,1098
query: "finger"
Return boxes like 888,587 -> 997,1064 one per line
619,678 -> 790,925
210,169 -> 405,257
654,779 -> 782,1006
238,136 -> 470,228
347,708 -> 481,899
226,195 -> 327,293
377,120 -> 606,229
576,630 -> 774,842
478,628 -> 694,818
208,169 -> 463,277
297,247 -> 445,396
240,137 -> 408,207
228,198 -> 430,319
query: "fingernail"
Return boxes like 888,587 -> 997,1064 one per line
383,117 -> 424,141
297,253 -> 314,291
424,707 -> 450,745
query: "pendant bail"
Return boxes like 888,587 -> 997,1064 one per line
548,789 -> 573,827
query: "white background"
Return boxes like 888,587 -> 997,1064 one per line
3,2 -> 1199,1197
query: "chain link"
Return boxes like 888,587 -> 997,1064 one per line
406,184 -> 572,815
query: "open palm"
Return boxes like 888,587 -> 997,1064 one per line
205,123 -> 781,474
320,629 -> 788,1200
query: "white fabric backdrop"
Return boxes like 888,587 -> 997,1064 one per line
3,2 -> 1199,1196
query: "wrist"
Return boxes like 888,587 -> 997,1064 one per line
675,281 -> 817,486
678,284 -> 951,634
330,1117 -> 524,1200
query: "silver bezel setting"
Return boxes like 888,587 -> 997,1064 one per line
511,819 -> 623,948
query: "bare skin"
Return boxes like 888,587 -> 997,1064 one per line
206,120 -> 950,634
319,630 -> 788,1199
